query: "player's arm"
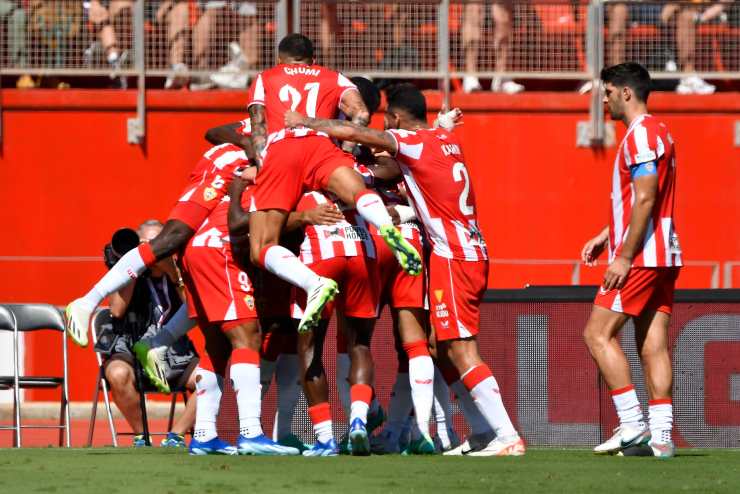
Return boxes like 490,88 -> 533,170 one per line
285,111 -> 397,154
204,122 -> 254,155
248,104 -> 268,168
285,204 -> 345,232
603,163 -> 659,290
227,177 -> 251,266
338,88 -> 371,153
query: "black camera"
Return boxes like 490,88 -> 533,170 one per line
103,228 -> 140,269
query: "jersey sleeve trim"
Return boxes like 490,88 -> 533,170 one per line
337,87 -> 361,110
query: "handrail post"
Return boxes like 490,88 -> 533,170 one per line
438,0 -> 450,109
276,0 -> 288,42
587,0 -> 605,146
127,0 -> 146,145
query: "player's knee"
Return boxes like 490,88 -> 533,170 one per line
105,362 -> 133,387
583,325 -> 606,351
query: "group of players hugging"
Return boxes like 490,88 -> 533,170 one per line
64,33 -> 680,459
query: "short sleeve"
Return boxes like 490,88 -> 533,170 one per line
386,129 -> 424,161
628,124 -> 663,165
247,74 -> 265,108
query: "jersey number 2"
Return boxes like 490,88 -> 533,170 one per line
452,162 -> 474,215
279,82 -> 320,117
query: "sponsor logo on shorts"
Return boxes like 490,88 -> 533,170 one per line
435,302 -> 449,319
203,187 -> 217,201
434,289 -> 444,303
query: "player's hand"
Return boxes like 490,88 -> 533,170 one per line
387,206 -> 401,225
303,203 -> 345,226
285,111 -> 306,129
581,230 -> 609,266
227,175 -> 249,201
435,107 -> 464,131
603,255 -> 631,291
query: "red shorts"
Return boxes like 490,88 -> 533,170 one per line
428,255 -> 488,341
251,136 -> 354,212
594,267 -> 680,316
167,177 -> 228,230
375,234 -> 425,309
291,256 -> 379,319
181,242 -> 258,324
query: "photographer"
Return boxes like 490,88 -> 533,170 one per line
98,220 -> 198,447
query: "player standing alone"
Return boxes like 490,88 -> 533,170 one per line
581,62 -> 681,458
286,83 -> 525,456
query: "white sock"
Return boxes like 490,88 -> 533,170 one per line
273,354 -> 301,440
611,385 -> 644,426
648,400 -> 673,443
450,380 -> 492,437
355,191 -> 394,230
193,366 -> 222,442
336,353 -> 351,416
150,304 -> 196,348
231,349 -> 263,438
462,366 -> 517,439
260,358 -> 277,397
388,372 -> 413,430
81,246 -> 149,310
262,245 -> 321,293
408,355 -> 434,436
433,367 -> 455,447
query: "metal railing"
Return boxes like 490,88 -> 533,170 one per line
1,1 -> 738,142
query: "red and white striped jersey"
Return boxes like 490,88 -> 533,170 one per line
609,114 -> 682,267
387,127 -> 488,261
354,164 -> 423,243
178,143 -> 251,203
247,63 -> 357,135
236,118 -> 251,136
296,191 -> 376,265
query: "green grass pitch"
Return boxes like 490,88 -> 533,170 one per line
1,448 -> 739,493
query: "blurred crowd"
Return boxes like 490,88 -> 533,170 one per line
1,1 -> 737,93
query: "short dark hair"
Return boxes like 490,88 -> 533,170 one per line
385,83 -> 427,121
350,77 -> 381,115
600,62 -> 652,102
278,33 -> 314,61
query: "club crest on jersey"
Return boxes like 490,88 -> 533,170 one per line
203,187 -> 217,202
244,295 -> 255,310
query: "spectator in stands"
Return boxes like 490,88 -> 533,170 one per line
191,1 -> 258,90
0,1 -> 31,87
461,1 -> 524,94
661,0 -> 730,94
87,0 -> 131,88
607,1 -> 722,95
155,1 -> 191,89
100,220 -> 198,447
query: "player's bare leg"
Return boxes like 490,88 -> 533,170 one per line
634,309 -> 674,457
439,337 -> 524,457
66,219 -> 195,347
298,320 -> 339,456
248,210 -> 338,333
396,308 -> 435,454
223,321 -> 299,456
344,316 -> 376,456
583,305 -> 649,454
326,167 -> 421,276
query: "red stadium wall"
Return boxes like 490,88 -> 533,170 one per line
0,89 -> 738,402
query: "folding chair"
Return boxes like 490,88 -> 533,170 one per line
86,309 -> 189,447
0,304 -> 71,448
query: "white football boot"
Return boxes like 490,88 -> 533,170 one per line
593,422 -> 650,455
465,434 -> 526,457
65,299 -> 93,347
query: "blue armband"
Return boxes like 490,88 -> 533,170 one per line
630,161 -> 658,179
